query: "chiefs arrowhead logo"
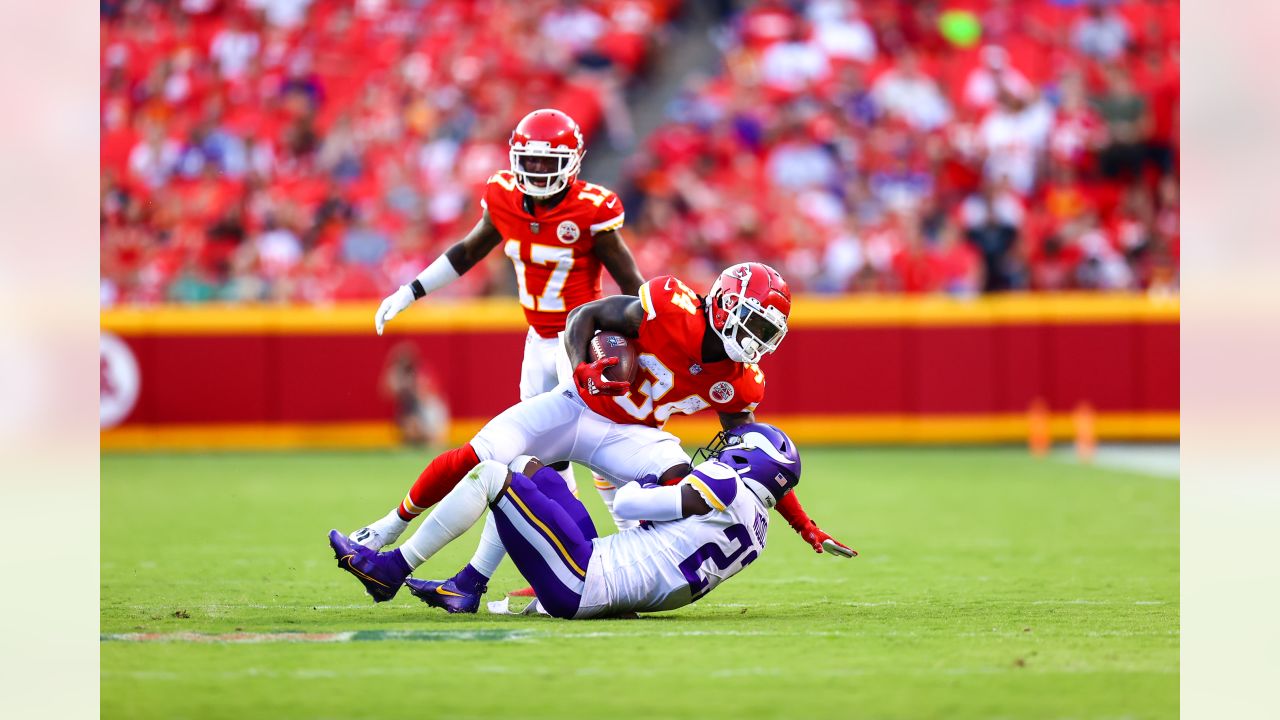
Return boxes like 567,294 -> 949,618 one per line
557,221 -> 581,245
709,381 -> 735,404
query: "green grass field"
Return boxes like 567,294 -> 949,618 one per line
102,448 -> 1178,719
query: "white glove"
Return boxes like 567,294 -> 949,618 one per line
375,285 -> 416,335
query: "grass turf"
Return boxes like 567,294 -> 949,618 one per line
102,448 -> 1178,719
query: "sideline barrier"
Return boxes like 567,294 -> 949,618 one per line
100,294 -> 1178,450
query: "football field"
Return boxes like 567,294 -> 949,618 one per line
101,447 -> 1178,719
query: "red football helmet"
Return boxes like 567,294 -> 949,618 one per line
509,108 -> 585,198
706,263 -> 792,364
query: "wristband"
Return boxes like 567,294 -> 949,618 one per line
412,254 -> 462,298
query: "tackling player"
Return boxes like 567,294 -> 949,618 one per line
367,108 -> 645,547
340,262 -> 854,610
329,423 -> 808,617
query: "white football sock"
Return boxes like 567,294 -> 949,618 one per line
558,465 -> 579,496
352,509 -> 410,550
594,476 -> 640,531
398,460 -> 507,570
467,514 -> 508,578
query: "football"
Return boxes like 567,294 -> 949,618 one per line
589,331 -> 639,386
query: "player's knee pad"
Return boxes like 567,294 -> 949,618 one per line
464,459 -> 510,502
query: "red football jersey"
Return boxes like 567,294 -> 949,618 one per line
481,170 -> 626,338
581,275 -> 767,428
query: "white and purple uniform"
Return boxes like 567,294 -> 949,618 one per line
489,459 -> 769,619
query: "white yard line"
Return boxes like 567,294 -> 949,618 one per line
1056,444 -> 1180,479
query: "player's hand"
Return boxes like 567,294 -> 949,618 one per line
573,357 -> 629,396
800,522 -> 857,558
375,285 -> 416,335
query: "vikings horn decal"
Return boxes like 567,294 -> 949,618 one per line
738,431 -> 797,465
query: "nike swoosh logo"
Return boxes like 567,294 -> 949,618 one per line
606,197 -> 617,208
664,277 -> 674,291
340,554 -> 389,587
435,586 -> 465,597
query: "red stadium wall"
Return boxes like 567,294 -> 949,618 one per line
99,295 -> 1179,450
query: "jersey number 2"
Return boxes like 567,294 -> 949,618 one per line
504,240 -> 574,312
678,523 -> 758,601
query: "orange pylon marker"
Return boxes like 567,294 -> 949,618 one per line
1028,398 -> 1050,457
1074,401 -> 1097,463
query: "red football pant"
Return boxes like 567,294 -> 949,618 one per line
397,444 -> 481,521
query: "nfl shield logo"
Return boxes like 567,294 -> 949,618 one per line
689,364 -> 702,375
530,222 -> 540,234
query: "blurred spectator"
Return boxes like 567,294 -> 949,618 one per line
978,89 -> 1052,195
871,51 -> 951,131
960,181 -> 1025,292
961,45 -> 1031,111
808,0 -> 876,65
1093,65 -> 1150,180
1072,0 -> 1131,62
760,23 -> 831,95
382,343 -> 450,447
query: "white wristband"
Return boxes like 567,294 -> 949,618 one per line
413,255 -> 461,297
613,481 -> 685,522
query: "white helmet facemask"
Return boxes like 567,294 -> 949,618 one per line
711,291 -> 788,364
510,141 -> 582,197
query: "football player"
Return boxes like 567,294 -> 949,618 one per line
340,262 -> 854,611
367,108 -> 645,543
328,423 -> 810,617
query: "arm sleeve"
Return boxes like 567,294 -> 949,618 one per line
612,482 -> 685,522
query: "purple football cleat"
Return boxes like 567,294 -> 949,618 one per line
328,529 -> 410,602
404,577 -> 487,614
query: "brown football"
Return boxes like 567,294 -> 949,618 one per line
588,331 -> 639,386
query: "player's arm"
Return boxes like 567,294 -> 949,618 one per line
717,416 -> 855,557
613,481 -> 714,521
373,210 -> 504,335
592,229 -> 644,296
563,296 -> 645,396
775,491 -> 857,558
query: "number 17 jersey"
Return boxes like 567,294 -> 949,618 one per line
482,171 -> 626,339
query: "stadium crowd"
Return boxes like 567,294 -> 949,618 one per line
100,0 -> 1179,305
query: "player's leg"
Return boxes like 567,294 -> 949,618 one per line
474,331 -> 578,584
348,388 -> 580,550
486,468 -> 598,619
551,335 -> 630,527
576,418 -> 694,490
328,460 -> 510,603
592,476 -> 639,531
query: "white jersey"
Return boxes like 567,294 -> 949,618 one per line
575,460 -> 771,618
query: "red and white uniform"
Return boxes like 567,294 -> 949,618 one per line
469,275 -> 765,488
482,170 -> 625,340
582,275 -> 766,428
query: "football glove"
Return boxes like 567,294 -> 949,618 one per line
800,522 -> 858,558
375,285 -> 416,336
573,357 -> 629,396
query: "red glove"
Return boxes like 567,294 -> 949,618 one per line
573,357 -> 629,396
798,521 -> 857,558
775,491 -> 857,558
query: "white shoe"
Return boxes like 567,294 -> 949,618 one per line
349,526 -> 388,551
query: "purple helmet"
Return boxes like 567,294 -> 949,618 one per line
696,423 -> 801,506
